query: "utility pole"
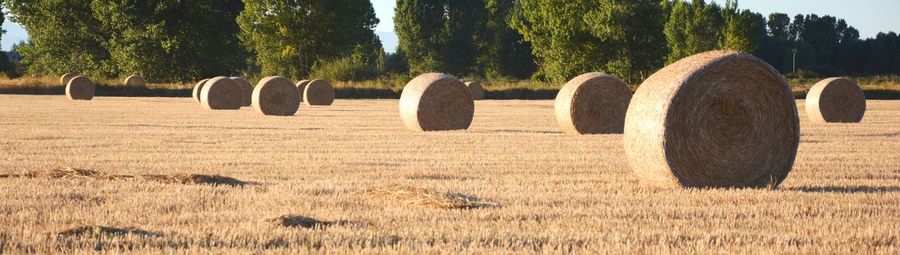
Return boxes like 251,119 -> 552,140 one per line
792,49 -> 798,75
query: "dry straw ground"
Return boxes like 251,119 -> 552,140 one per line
0,95 -> 898,253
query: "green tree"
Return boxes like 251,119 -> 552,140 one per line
4,0 -> 114,77
721,1 -> 765,53
511,0 -> 667,83
583,0 -> 668,81
480,0 -> 536,79
767,13 -> 791,41
664,0 -> 724,63
238,0 -> 380,79
5,0 -> 246,81
395,0 -> 486,76
92,0 -> 245,82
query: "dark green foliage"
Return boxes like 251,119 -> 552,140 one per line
4,0 -> 245,82
5,0 -> 114,77
480,0 -> 536,80
663,0 -> 724,63
511,0 -> 667,83
238,0 -> 380,80
394,0 -> 487,77
93,0 -> 246,82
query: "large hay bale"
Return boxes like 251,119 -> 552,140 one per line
252,76 -> 300,116
399,73 -> 474,131
230,77 -> 254,106
554,72 -> 632,134
296,80 -> 311,102
124,75 -> 146,88
66,76 -> 95,100
60,73 -> 77,86
200,76 -> 242,110
303,79 -> 335,105
465,81 -> 485,100
623,50 -> 800,188
805,77 -> 866,123
192,78 -> 209,103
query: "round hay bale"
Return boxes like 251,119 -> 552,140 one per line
230,77 -> 254,107
554,72 -> 632,134
200,76 -> 242,110
805,77 -> 865,123
296,80 -> 311,102
61,73 -> 77,86
303,79 -> 335,105
399,73 -> 474,131
623,50 -> 800,188
66,76 -> 95,100
252,76 -> 300,116
192,78 -> 209,103
124,75 -> 146,88
465,81 -> 485,100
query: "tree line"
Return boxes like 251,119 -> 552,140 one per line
1,0 -> 898,83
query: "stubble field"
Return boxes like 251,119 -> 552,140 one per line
0,95 -> 898,253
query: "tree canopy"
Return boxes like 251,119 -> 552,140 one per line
4,0 -> 245,82
237,0 -> 381,80
2,0 -> 899,83
511,0 -> 667,83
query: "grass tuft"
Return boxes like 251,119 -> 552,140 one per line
361,185 -> 499,209
56,225 -> 161,238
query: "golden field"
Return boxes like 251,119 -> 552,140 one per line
0,95 -> 898,253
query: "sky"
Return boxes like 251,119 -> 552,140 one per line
4,0 -> 899,52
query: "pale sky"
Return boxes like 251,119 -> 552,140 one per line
4,0 -> 899,52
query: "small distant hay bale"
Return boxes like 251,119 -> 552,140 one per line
805,77 -> 866,123
554,72 -> 632,134
60,73 -> 76,86
623,50 -> 800,189
124,75 -> 147,88
303,79 -> 335,105
252,76 -> 300,116
192,78 -> 209,103
201,76 -> 243,110
296,80 -> 311,102
66,76 -> 95,100
465,81 -> 485,100
230,77 -> 254,107
399,73 -> 474,131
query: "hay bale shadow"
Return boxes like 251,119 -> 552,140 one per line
266,215 -> 355,229
5,167 -> 108,179
1,167 -> 250,187
56,225 -> 162,238
139,174 -> 249,187
361,185 -> 499,209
